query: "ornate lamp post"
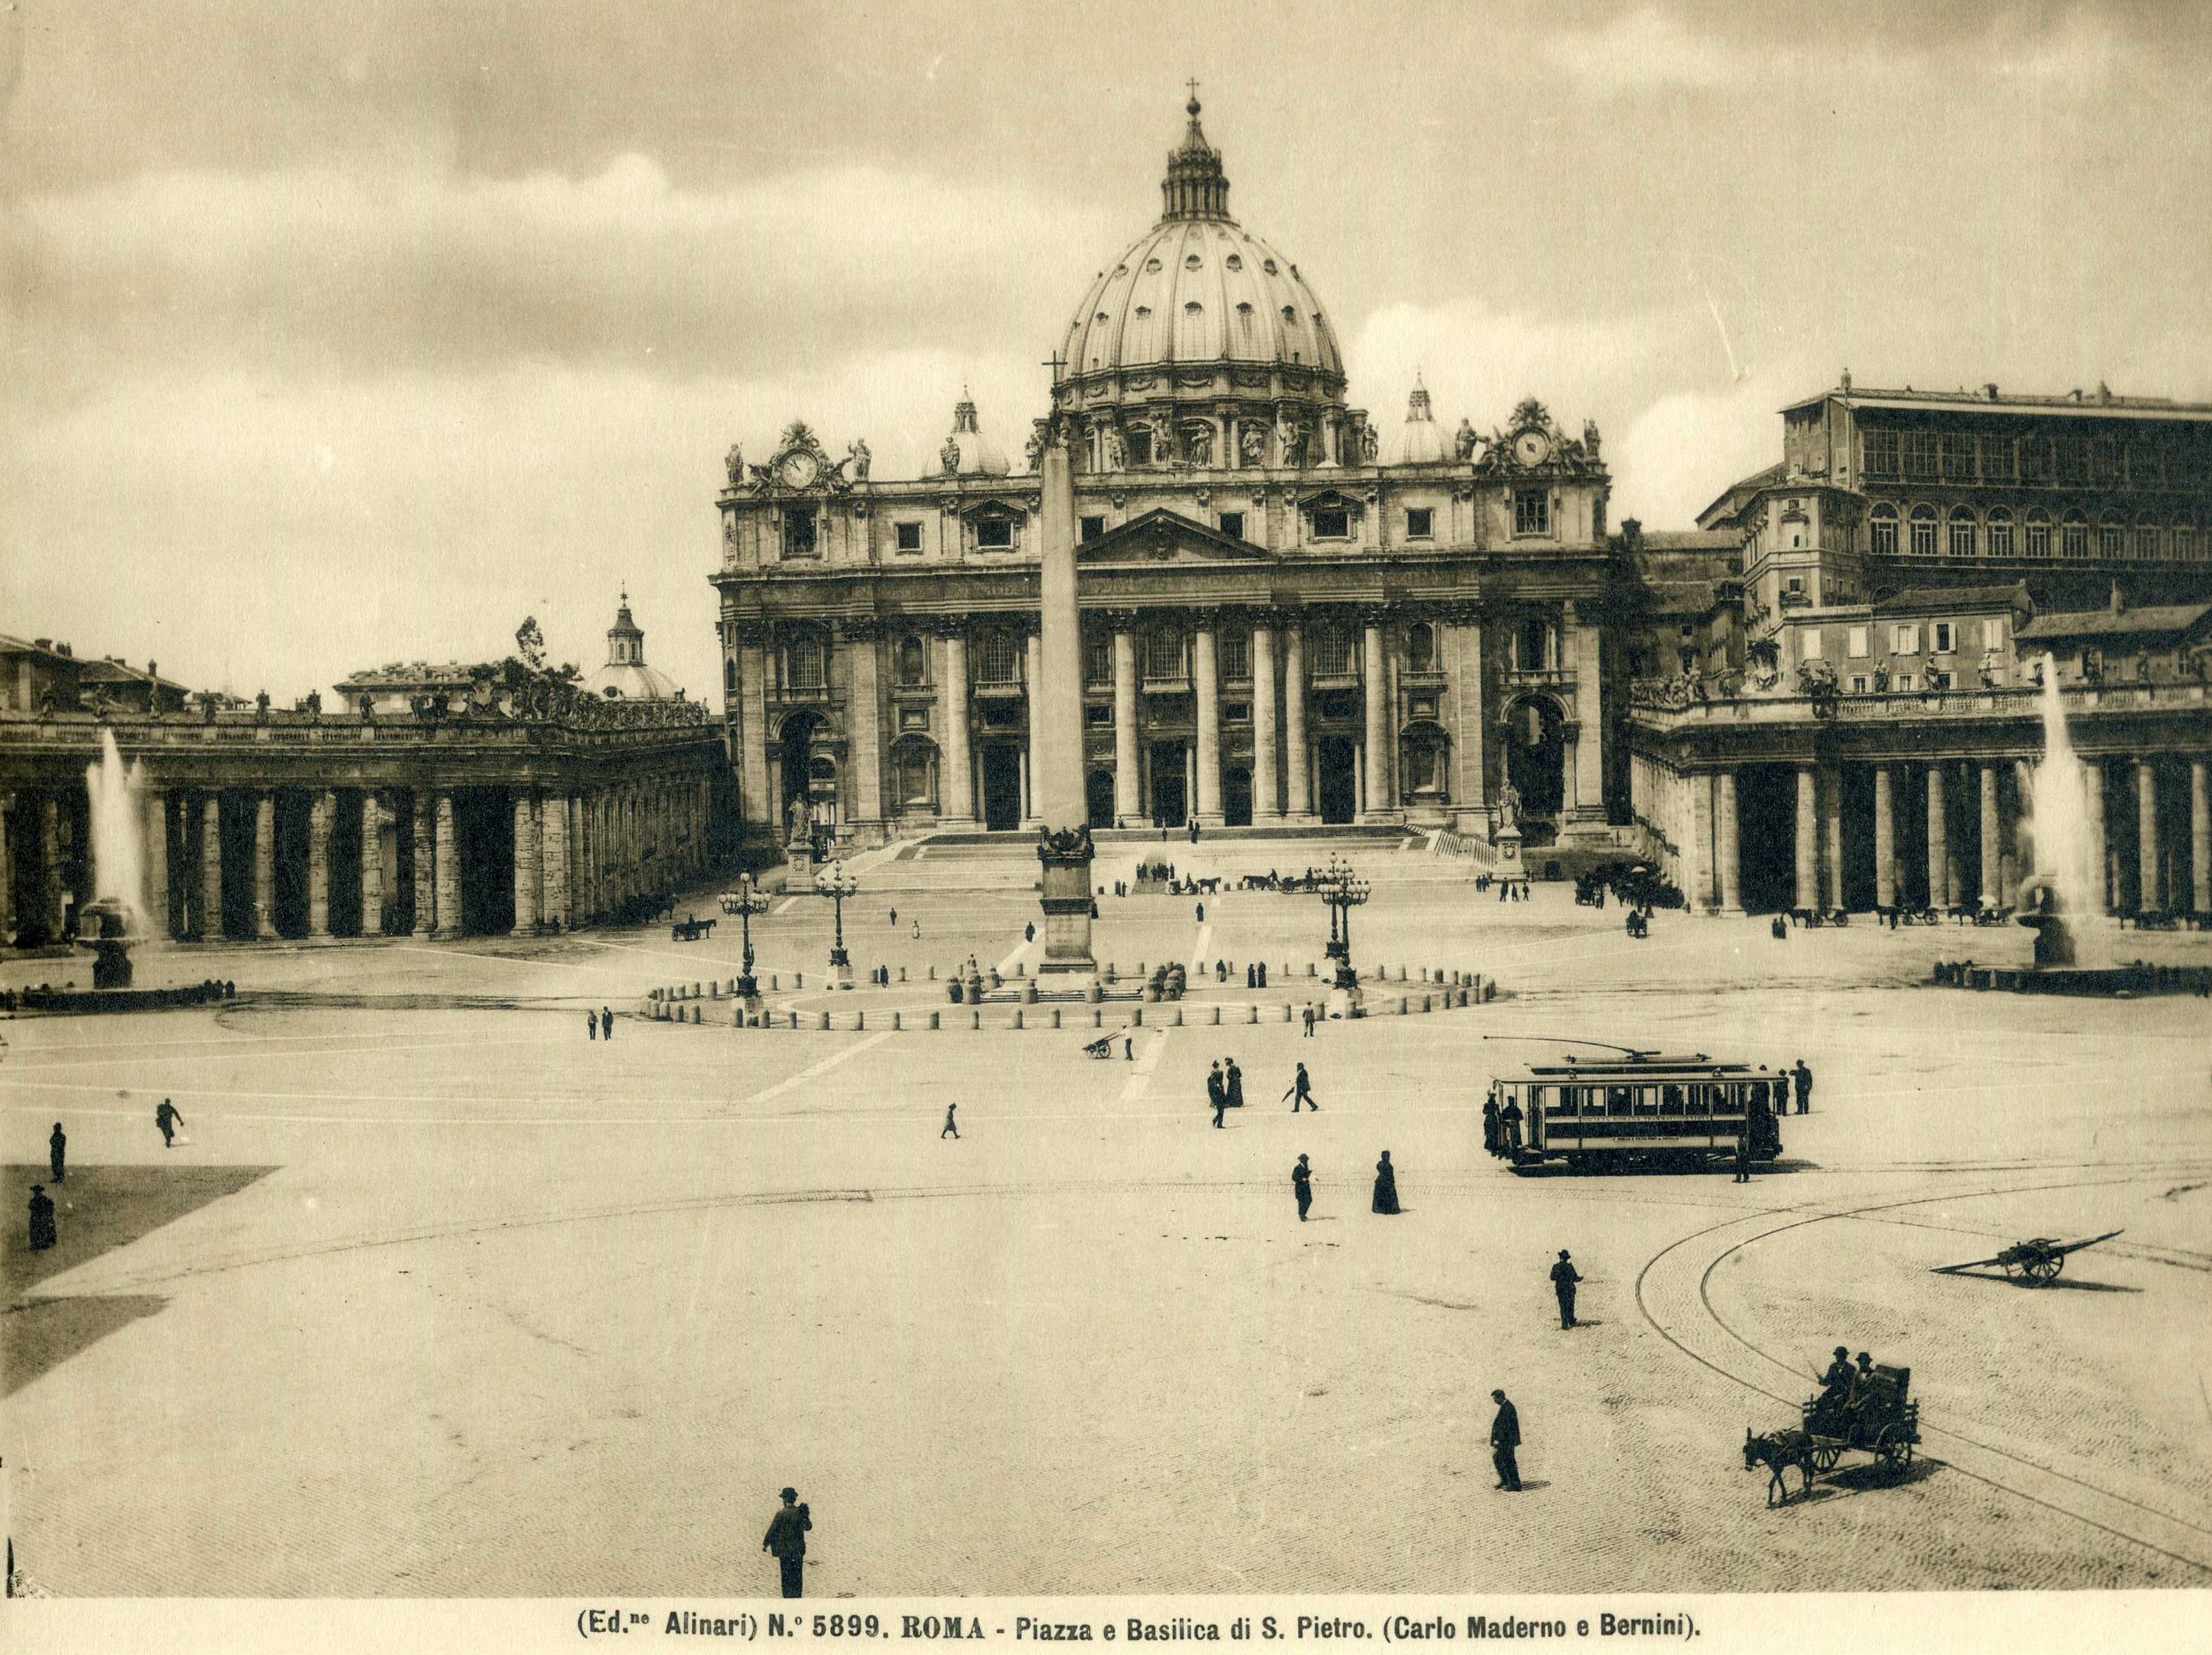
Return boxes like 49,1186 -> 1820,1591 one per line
816,860 -> 857,985
718,874 -> 771,1002
1318,856 -> 1371,994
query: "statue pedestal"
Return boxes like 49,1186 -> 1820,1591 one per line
1493,824 -> 1524,877
1035,828 -> 1097,983
785,840 -> 816,883
1325,983 -> 1365,1020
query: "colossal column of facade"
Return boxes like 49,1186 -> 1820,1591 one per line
1686,770 -> 1715,912
1023,631 -> 1046,830
1360,618 -> 1391,819
199,793 -> 223,941
254,792 -> 278,939
2137,758 -> 2161,914
939,631 -> 976,827
1716,769 -> 1743,916
1193,622 -> 1223,825
361,791 -> 385,937
1873,766 -> 1897,910
2083,761 -> 2109,913
1979,763 -> 2003,911
1794,766 -> 1819,913
434,793 -> 462,937
1111,624 -> 1141,825
1820,768 -> 1844,913
1250,620 -> 1280,823
2191,758 -> 2210,917
307,790 -> 335,938
412,791 -> 436,938
1924,764 -> 1947,910
1283,625 -> 1311,822
142,786 -> 169,939
1446,612 -> 1485,823
513,791 -> 541,934
848,625 -> 885,836
1565,602 -> 1605,820
737,630 -> 772,838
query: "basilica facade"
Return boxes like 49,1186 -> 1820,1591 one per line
712,100 -> 1624,857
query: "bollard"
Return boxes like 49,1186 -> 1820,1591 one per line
1133,1006 -> 1143,1026
788,1010 -> 799,1029
970,1010 -> 980,1031
694,982 -> 701,997
856,1011 -> 865,1031
1422,995 -> 1432,1013
1282,1003 -> 1294,1023
1247,1004 -> 1258,1024
929,964 -> 937,979
1013,1009 -> 1025,1030
1307,962 -> 1317,977
1017,962 -> 1026,977
735,1008 -> 745,1028
1172,1008 -> 1184,1027
893,1011 -> 902,1031
1398,996 -> 1408,1015
771,974 -> 780,991
1210,1006 -> 1222,1026
818,1010 -> 831,1030
710,982 -> 719,999
929,1010 -> 941,1030
1093,1008 -> 1103,1028
795,972 -> 804,988
900,966 -> 908,982
1051,1008 -> 1062,1030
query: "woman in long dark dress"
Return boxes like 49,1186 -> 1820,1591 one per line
1371,1151 -> 1401,1214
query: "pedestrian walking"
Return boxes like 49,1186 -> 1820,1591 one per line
1025,921 -> 1036,943
1195,900 -> 1205,923
1302,1003 -> 1317,1038
941,1103 -> 959,1140
27,1184 -> 58,1253
1208,1061 -> 1228,1129
588,1010 -> 598,1040
1225,1057 -> 1245,1109
889,908 -> 897,926
1284,1062 -> 1317,1112
1292,1154 -> 1313,1222
154,1099 -> 184,1148
763,1488 -> 811,1599
1793,1059 -> 1813,1115
1489,1391 -> 1522,1490
1550,1249 -> 1583,1329
1733,1130 -> 1752,1183
601,1007 -> 614,1041
49,1122 -> 66,1184
911,918 -> 921,939
1371,1151 -> 1401,1214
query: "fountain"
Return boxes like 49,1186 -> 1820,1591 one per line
75,730 -> 146,989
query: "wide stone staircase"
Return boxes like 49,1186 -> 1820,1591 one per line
838,824 -> 1477,894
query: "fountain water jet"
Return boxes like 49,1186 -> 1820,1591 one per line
2017,656 -> 2103,968
80,729 -> 148,987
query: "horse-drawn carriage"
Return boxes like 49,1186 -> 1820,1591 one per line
1744,1363 -> 1920,1505
671,915 -> 716,942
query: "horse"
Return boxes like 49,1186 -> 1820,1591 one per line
1743,1426 -> 1817,1506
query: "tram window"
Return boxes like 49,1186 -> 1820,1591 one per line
1635,1087 -> 1660,1115
1607,1086 -> 1633,1117
1661,1084 -> 1686,1115
1571,1086 -> 1595,1116
1724,1084 -> 1745,1113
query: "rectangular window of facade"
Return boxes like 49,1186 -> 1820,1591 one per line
1980,435 -> 2016,483
1311,633 -> 1354,678
1928,670 -> 1951,691
1220,632 -> 1250,680
1800,629 -> 1824,659
1863,429 -> 1900,479
1847,625 -> 1870,658
1084,702 -> 1112,725
1217,510 -> 1243,540
1405,507 -> 1434,540
1310,508 -> 1351,540
899,707 -> 929,731
2019,436 -> 2051,484
1939,433 -> 1975,482
1893,673 -> 1915,692
2055,440 -> 2088,487
974,517 -> 1014,549
1224,701 -> 1249,724
1933,623 -> 1954,654
1893,623 -> 1920,655
1903,429 -> 1938,479
1144,630 -> 1186,680
1850,675 -> 1869,694
1982,617 -> 2007,649
894,520 -> 924,553
1514,489 -> 1549,536
1084,635 -> 1112,686
782,508 -> 818,559
2092,439 -> 2121,485
1080,515 -> 1105,542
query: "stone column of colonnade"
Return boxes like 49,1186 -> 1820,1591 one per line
541,792 -> 572,931
142,787 -> 169,938
2083,764 -> 2108,913
1360,620 -> 1391,819
1820,767 -> 1844,912
0,794 -> 14,945
1283,625 -> 1311,823
254,792 -> 278,939
1251,622 -> 1281,824
37,797 -> 61,941
512,791 -> 541,935
307,790 -> 334,938
361,791 -> 385,936
2136,759 -> 2162,915
412,791 -> 436,938
1193,624 -> 1223,826
1979,763 -> 2004,911
1872,766 -> 1897,910
2193,759 -> 2212,916
1715,769 -> 1743,916
1110,629 -> 1141,825
1924,765 -> 1949,911
434,792 -> 462,938
1793,766 -> 1819,913
199,793 -> 223,941
939,633 -> 975,827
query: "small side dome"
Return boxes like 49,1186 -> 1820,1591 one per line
1396,379 -> 1447,464
586,592 -> 681,701
940,389 -> 1010,477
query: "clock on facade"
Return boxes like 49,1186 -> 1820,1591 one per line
779,450 -> 821,489
1512,427 -> 1552,468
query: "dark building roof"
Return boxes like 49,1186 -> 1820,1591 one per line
1694,464 -> 1785,530
2016,599 -> 2212,644
1872,583 -> 2032,618
1783,382 -> 2212,423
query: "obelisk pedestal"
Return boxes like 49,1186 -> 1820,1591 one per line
1033,436 -> 1095,981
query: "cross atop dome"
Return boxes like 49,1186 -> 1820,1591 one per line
1162,87 -> 1230,221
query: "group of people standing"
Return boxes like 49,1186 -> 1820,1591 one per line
583,1006 -> 617,1040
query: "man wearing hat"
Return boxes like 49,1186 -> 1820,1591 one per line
27,1184 -> 58,1253
1816,1345 -> 1854,1421
1489,1390 -> 1522,1491
1292,1154 -> 1313,1222
763,1487 -> 811,1598
1548,1249 -> 1584,1329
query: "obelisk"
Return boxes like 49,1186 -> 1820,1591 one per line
1033,431 -> 1096,979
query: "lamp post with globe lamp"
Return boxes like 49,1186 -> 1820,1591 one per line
817,861 -> 858,987
718,874 -> 771,1011
1318,856 -> 1371,1018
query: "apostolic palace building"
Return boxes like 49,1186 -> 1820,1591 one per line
6,96 -> 2211,953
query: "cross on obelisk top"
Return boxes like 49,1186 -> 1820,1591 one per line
1044,351 -> 1067,381
1187,78 -> 1200,108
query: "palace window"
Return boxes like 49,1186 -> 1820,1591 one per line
1220,631 -> 1250,681
1800,628 -> 1824,659
1892,623 -> 1920,655
975,516 -> 1014,550
1909,504 -> 1938,555
1407,621 -> 1436,672
1084,634 -> 1112,686
978,632 -> 1022,685
1893,672 -> 1915,692
2024,509 -> 2051,557
1405,507 -> 1434,540
2177,523 -> 2201,562
782,507 -> 818,559
1080,515 -> 1105,542
895,521 -> 924,553
1986,507 -> 2015,558
2055,440 -> 2088,487
2098,512 -> 2124,559
2092,439 -> 2121,486
2019,435 -> 2051,485
1982,617 -> 2008,649
2134,516 -> 2161,560
1863,429 -> 1901,479
1933,623 -> 1955,654
1310,506 -> 1351,540
1869,504 -> 1899,555
2061,510 -> 2089,559
1947,507 -> 1976,557
1217,510 -> 1244,540
1514,489 -> 1549,536
1980,434 -> 2016,483
1939,433 -> 1975,482
1144,628 -> 1186,680
1903,430 -> 1938,480
1850,675 -> 1869,693
897,635 -> 927,686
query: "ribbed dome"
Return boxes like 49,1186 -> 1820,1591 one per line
1058,99 -> 1342,384
1396,379 -> 1446,464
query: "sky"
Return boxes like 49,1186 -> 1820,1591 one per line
4,0 -> 2210,701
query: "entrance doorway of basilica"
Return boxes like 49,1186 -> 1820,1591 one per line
1149,742 -> 1187,827
1504,698 -> 1566,830
980,744 -> 1023,831
1087,768 -> 1117,830
1223,766 -> 1252,828
1317,737 -> 1357,824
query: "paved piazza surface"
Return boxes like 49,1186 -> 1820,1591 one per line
4,849 -> 2211,1597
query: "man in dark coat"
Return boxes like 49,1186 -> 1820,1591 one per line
1549,1249 -> 1583,1328
1284,1063 -> 1317,1112
1482,1093 -> 1502,1156
601,1008 -> 614,1041
1292,1154 -> 1313,1222
1207,1062 -> 1227,1129
155,1099 -> 184,1148
49,1122 -> 66,1184
941,1103 -> 959,1140
1815,1345 -> 1854,1421
28,1185 -> 58,1252
588,1010 -> 597,1040
1733,1130 -> 1752,1183
763,1487 -> 811,1598
1499,1097 -> 1524,1156
1793,1060 -> 1813,1115
1489,1390 -> 1522,1490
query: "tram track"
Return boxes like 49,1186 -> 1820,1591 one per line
1634,1167 -> 2212,1575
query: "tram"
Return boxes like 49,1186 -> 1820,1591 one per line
1486,1043 -> 1785,1172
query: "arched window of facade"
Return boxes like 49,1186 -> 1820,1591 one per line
897,635 -> 927,686
1947,506 -> 1976,557
2024,509 -> 2051,557
1407,621 -> 1436,673
2098,511 -> 2125,560
724,657 -> 738,696
978,630 -> 1022,685
1986,507 -> 2015,558
1909,504 -> 1938,556
2062,510 -> 2089,560
1869,503 -> 1899,555
2177,520 -> 2201,563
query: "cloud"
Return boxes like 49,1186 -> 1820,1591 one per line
1609,355 -> 1818,530
1542,6 -> 1763,94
